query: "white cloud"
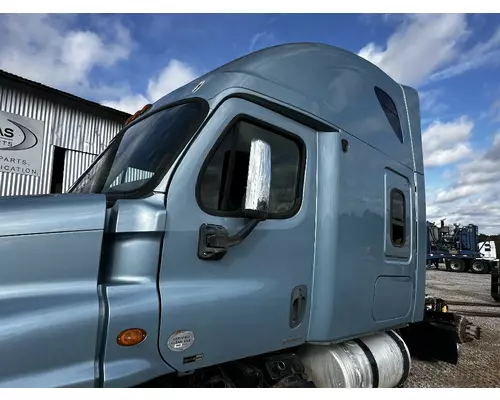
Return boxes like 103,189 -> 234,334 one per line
487,100 -> 500,122
433,184 -> 488,204
425,130 -> 500,234
424,143 -> 472,168
0,14 -> 132,94
102,59 -> 200,114
147,60 -> 199,101
358,14 -> 500,87
358,14 -> 468,86
425,204 -> 443,221
422,116 -> 474,167
491,131 -> 500,149
101,94 -> 150,115
0,13 -> 199,114
429,26 -> 500,82
249,31 -> 277,53
419,89 -> 448,115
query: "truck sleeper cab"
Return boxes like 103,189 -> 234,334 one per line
0,43 -> 429,388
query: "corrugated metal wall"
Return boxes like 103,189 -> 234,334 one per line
62,150 -> 96,193
0,82 -> 125,196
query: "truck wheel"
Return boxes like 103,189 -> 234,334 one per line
449,259 -> 466,273
471,260 -> 488,274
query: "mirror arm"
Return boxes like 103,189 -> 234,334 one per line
225,219 -> 260,247
198,219 -> 261,261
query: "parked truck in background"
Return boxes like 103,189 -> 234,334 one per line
427,220 -> 498,274
0,43 -> 465,388
478,241 -> 498,264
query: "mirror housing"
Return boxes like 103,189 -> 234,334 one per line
243,139 -> 271,221
197,138 -> 272,261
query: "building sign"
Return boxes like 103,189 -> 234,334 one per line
0,110 -> 44,177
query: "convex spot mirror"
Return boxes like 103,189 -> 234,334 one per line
243,138 -> 271,221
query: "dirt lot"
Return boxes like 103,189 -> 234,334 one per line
404,268 -> 500,388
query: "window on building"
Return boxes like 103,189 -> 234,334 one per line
374,86 -> 404,143
390,189 -> 406,247
197,119 -> 304,218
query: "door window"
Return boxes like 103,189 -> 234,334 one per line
197,119 -> 305,219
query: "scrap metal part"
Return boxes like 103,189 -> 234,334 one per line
454,315 -> 481,343
424,295 -> 450,313
398,295 -> 482,364
424,295 -> 481,343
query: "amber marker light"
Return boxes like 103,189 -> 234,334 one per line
117,328 -> 147,347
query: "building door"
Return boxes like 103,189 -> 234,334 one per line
50,145 -> 66,194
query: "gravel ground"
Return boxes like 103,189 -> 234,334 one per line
404,268 -> 500,388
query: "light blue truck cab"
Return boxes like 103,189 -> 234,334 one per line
0,43 -> 449,388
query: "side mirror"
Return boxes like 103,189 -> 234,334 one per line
243,139 -> 271,221
197,138 -> 272,261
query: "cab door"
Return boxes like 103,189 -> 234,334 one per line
157,98 -> 317,371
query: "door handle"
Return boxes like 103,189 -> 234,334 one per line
289,285 -> 307,329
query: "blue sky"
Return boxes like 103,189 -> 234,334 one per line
0,13 -> 499,232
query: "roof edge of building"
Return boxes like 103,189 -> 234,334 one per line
0,69 -> 131,121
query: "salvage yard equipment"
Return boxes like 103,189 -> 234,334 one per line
427,220 -> 497,274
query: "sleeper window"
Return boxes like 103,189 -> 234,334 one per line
390,189 -> 406,247
375,86 -> 404,143
198,120 -> 303,218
